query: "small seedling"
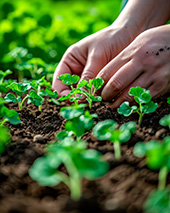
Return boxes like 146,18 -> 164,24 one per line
144,188 -> 170,213
58,74 -> 104,108
118,87 -> 158,125
58,104 -> 97,140
0,70 -> 12,85
92,120 -> 136,159
134,136 -> 170,189
29,139 -> 109,200
0,104 -> 21,127
160,114 -> 170,129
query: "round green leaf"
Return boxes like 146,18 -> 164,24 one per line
117,102 -> 134,116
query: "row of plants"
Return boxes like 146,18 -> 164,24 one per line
0,69 -> 170,211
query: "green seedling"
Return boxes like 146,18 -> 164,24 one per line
92,120 -> 136,159
5,82 -> 31,110
159,114 -> 170,129
134,136 -> 170,190
30,76 -> 51,111
0,104 -> 21,127
0,70 -> 12,85
42,88 -> 59,105
58,74 -> 104,108
144,188 -> 170,213
118,87 -> 158,125
58,104 -> 97,140
0,126 -> 11,155
29,139 -> 109,201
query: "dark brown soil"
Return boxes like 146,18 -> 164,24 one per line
0,94 -> 170,213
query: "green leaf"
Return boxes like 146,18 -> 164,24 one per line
79,110 -> 96,131
87,78 -> 104,92
129,86 -> 151,104
58,74 -> 80,85
5,93 -> 21,103
92,119 -> 117,140
167,97 -> 170,104
28,90 -> 43,106
0,126 -> 11,154
133,142 -> 146,157
29,156 -> 61,186
144,189 -> 170,213
142,101 -> 158,114
0,97 -> 10,105
45,88 -> 58,99
90,96 -> 102,102
0,106 -> 21,125
65,118 -> 85,137
159,114 -> 170,129
77,80 -> 88,88
74,149 -> 109,179
60,104 -> 86,120
7,82 -> 31,96
56,130 -> 73,140
117,102 -> 135,116
58,93 -> 71,101
0,69 -> 12,80
120,122 -> 136,134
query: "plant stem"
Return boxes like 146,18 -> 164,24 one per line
19,95 -> 28,110
0,118 -> 8,127
114,141 -> 121,159
158,166 -> 168,190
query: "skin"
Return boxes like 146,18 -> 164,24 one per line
52,0 -> 170,107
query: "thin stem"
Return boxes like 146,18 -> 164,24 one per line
19,95 -> 28,110
158,166 -> 168,190
113,141 -> 121,159
0,118 -> 8,127
38,105 -> 42,112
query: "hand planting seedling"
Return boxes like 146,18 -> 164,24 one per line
159,114 -> 170,129
0,126 -> 11,155
92,119 -> 136,159
58,74 -> 104,108
118,86 -> 158,125
58,104 -> 97,140
29,139 -> 109,200
144,188 -> 170,213
134,136 -> 170,189
0,98 -> 21,126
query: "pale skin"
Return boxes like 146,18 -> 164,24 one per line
52,0 -> 170,108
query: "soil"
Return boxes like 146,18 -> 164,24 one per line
0,93 -> 170,213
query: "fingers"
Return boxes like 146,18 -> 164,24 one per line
79,49 -> 108,82
108,72 -> 153,108
52,47 -> 85,96
100,59 -> 143,101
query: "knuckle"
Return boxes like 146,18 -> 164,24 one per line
109,78 -> 123,93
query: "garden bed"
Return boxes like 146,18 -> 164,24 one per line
0,93 -> 170,213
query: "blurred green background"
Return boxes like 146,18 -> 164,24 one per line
0,0 -> 121,80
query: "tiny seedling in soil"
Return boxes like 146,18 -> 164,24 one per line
118,86 -> 158,125
92,120 -> 136,159
29,138 -> 109,201
58,104 -> 97,140
58,74 -> 104,108
144,188 -> 170,213
0,98 -> 21,126
134,136 -> 170,190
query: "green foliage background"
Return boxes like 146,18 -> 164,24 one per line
0,0 -> 121,75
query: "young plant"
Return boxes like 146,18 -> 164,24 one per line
134,136 -> 170,189
144,188 -> 170,213
58,104 -> 97,141
92,120 -> 136,159
118,86 -> 158,125
0,98 -> 21,126
0,70 -> 12,85
160,114 -> 170,129
5,82 -> 31,110
29,139 -> 109,201
58,74 -> 104,108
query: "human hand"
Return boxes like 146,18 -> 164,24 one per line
52,25 -> 134,97
96,25 -> 170,108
